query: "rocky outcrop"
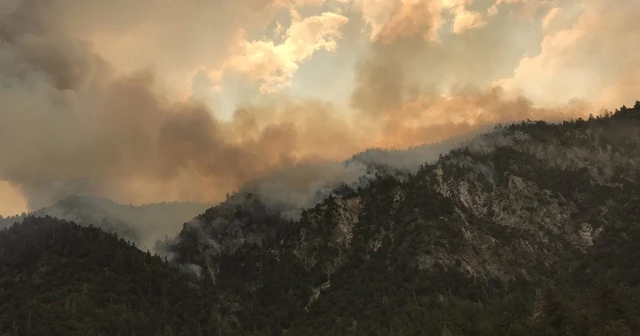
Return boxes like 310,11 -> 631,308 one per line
166,106 -> 640,334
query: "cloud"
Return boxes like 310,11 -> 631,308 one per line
0,0 -> 358,211
224,10 -> 349,92
495,0 -> 640,107
0,181 -> 27,216
450,4 -> 487,34
0,4 -> 364,210
362,0 -> 444,43
242,160 -> 369,218
376,86 -> 586,148
355,0 -> 489,43
0,62 -> 364,210
488,0 -> 553,18
0,0 -> 636,216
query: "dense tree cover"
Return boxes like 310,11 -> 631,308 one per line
0,216 -> 222,336
2,103 -> 640,335
0,196 -> 210,247
169,102 -> 640,335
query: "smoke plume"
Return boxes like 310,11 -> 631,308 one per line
1,0 -> 637,216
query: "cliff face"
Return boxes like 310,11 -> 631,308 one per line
165,105 -> 640,334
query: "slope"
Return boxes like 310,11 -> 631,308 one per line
2,104 -> 640,335
0,216 -> 230,336
0,196 -> 211,250
167,102 -> 640,335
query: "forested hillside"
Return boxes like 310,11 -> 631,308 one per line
0,196 -> 210,250
0,216 -> 226,336
169,103 -> 640,335
2,103 -> 640,335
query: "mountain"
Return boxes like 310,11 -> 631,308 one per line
347,124 -> 491,173
0,216 -> 226,336
0,196 -> 211,250
0,127 -> 476,247
233,128 -> 487,223
166,103 -> 640,335
2,103 -> 640,335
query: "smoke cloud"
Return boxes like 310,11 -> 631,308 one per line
1,0 -> 637,216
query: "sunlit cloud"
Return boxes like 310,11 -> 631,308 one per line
0,0 -> 638,214
223,10 -> 349,93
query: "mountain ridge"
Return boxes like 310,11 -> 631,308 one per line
2,103 -> 640,335
163,102 -> 640,334
0,196 -> 211,250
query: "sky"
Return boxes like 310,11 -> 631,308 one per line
1,0 -> 639,216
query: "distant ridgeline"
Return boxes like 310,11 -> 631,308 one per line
0,196 -> 211,250
2,102 -> 640,335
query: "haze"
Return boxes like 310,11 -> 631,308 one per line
1,0 -> 639,216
